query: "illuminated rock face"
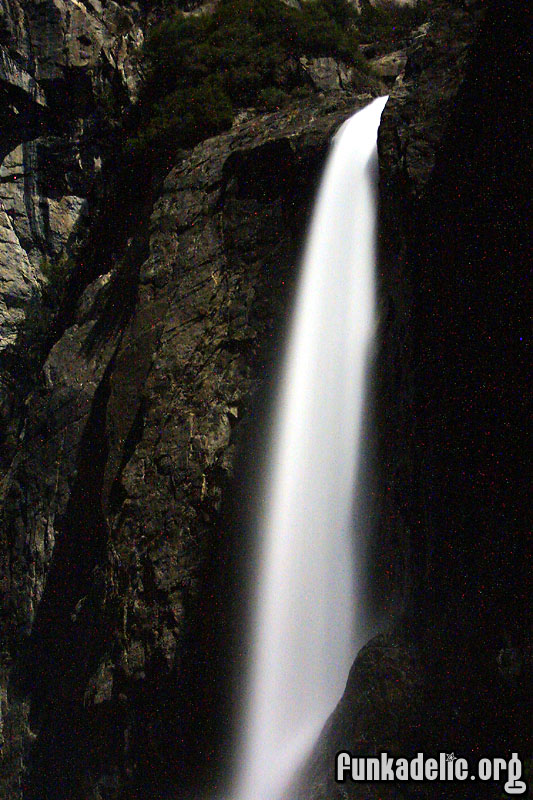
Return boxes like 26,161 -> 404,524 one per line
0,0 -> 145,356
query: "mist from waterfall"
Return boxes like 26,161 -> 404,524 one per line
232,95 -> 389,800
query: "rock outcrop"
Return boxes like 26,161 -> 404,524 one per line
0,0 -> 147,349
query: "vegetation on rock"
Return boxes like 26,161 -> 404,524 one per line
126,0 -> 365,162
125,0 -> 429,167
357,0 -> 428,46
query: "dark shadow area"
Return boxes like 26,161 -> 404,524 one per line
11,354 -> 118,799
0,83 -> 49,162
400,0 -> 531,772
353,145 -> 400,638
409,0 -> 530,639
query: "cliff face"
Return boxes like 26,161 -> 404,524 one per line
0,34 -> 384,789
0,0 -> 146,342
0,0 -> 158,523
0,1 -> 530,799
378,0 -> 530,703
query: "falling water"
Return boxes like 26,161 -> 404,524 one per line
233,95 -> 389,800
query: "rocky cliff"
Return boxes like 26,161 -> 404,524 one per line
0,1 -> 530,798
0,0 -> 159,520
0,0 -> 146,340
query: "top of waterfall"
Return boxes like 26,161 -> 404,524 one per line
334,95 -> 389,143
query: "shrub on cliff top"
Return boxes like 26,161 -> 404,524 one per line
357,0 -> 428,45
127,0 -> 362,164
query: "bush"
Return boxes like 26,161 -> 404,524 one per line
357,0 -> 428,45
129,0 -> 362,163
40,253 -> 75,302
127,77 -> 233,158
257,86 -> 290,111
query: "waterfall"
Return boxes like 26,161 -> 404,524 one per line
232,95 -> 389,800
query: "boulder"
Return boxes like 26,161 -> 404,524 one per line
368,49 -> 407,80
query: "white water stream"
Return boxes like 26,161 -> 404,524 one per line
232,95 -> 389,800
